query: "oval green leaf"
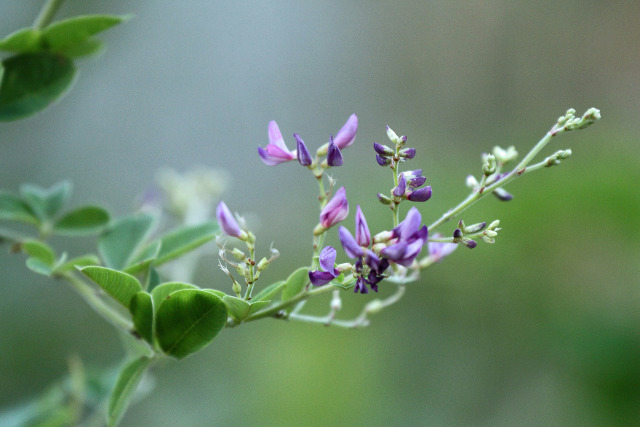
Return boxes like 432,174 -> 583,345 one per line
42,15 -> 128,52
19,239 -> 56,265
107,356 -> 151,427
53,206 -> 109,235
79,266 -> 142,307
129,292 -> 153,344
153,221 -> 219,266
0,191 -> 37,224
0,52 -> 76,121
0,28 -> 42,53
222,296 -> 251,322
151,282 -> 199,310
19,181 -> 71,222
155,289 -> 227,359
281,267 -> 310,302
98,214 -> 156,270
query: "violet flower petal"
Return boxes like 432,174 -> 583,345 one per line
339,226 -> 364,259
216,201 -> 242,238
327,139 -> 344,166
295,134 -> 312,166
407,186 -> 432,202
354,205 -> 371,247
318,246 -> 337,272
332,114 -> 358,149
393,174 -> 407,197
319,187 -> 349,229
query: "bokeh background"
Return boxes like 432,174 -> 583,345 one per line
1,1 -> 639,426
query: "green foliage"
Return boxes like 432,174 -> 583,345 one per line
129,292 -> 154,345
107,356 -> 151,427
280,267 -> 309,302
155,289 -> 228,359
0,191 -> 38,224
80,266 -> 142,308
54,206 -> 110,236
98,214 -> 156,271
20,181 -> 72,222
0,14 -> 128,121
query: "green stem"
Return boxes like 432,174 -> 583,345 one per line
63,272 -> 133,332
33,0 -> 66,30
427,129 -> 556,232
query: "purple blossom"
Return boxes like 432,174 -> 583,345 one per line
376,154 -> 391,166
338,207 -> 390,293
381,207 -> 429,267
428,234 -> 458,262
258,121 -> 296,165
393,174 -> 407,197
309,246 -> 339,286
216,201 -> 245,239
400,147 -> 416,159
319,187 -> 349,229
493,187 -> 513,201
294,134 -> 312,166
407,186 -> 432,202
373,142 -> 393,156
327,138 -> 344,166
332,114 -> 358,149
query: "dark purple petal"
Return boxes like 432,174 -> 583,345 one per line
353,277 -> 369,294
319,187 -> 349,228
327,139 -> 344,166
318,246 -> 337,272
493,187 -> 513,201
408,176 -> 426,188
393,174 -> 407,197
453,228 -> 463,239
373,142 -> 393,155
333,114 -> 358,149
376,154 -> 391,166
380,241 -> 407,262
216,201 -> 243,238
407,186 -> 432,202
464,239 -> 478,249
309,270 -> 337,286
355,205 -> 371,247
392,207 -> 422,240
294,134 -> 312,166
339,226 -> 364,259
400,147 -> 416,159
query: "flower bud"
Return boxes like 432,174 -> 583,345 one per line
318,187 -> 349,230
231,248 -> 245,260
493,187 -> 513,201
294,134 -> 312,166
482,154 -> 497,176
216,201 -> 248,240
376,154 -> 391,166
373,142 -> 394,156
400,147 -> 416,159
326,139 -> 344,166
377,193 -> 392,205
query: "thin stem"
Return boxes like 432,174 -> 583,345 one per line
63,272 -> 133,332
33,0 -> 66,30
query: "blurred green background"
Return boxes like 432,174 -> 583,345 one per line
1,1 -> 639,426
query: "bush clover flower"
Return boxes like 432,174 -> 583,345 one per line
258,121 -> 296,165
309,246 -> 340,286
216,201 -> 248,240
392,170 -> 432,203
380,207 -> 429,266
427,234 -> 458,262
332,113 -> 358,149
326,138 -> 344,167
338,206 -> 390,293
294,134 -> 313,166
315,187 -> 349,233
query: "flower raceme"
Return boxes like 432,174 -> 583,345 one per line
258,114 -> 358,167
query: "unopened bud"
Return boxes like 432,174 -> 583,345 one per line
231,248 -> 245,260
482,154 -> 497,176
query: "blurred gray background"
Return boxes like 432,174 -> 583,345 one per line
1,1 -> 639,426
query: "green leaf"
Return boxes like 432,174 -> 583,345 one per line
0,52 -> 76,121
248,300 -> 271,316
79,266 -> 142,307
57,38 -> 103,58
53,254 -> 101,274
26,257 -> 53,276
151,282 -> 199,309
0,191 -> 38,224
107,356 -> 151,427
98,214 -> 156,270
53,205 -> 109,236
281,267 -> 309,302
222,296 -> 251,322
155,289 -> 227,359
123,240 -> 160,276
0,28 -> 42,53
19,181 -> 72,222
42,15 -> 128,52
17,239 -> 55,265
129,292 -> 153,344
252,280 -> 285,302
152,221 -> 219,266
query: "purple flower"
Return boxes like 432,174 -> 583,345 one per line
309,246 -> 339,286
493,187 -> 513,201
393,170 -> 432,203
294,134 -> 312,166
400,147 -> 416,159
407,186 -> 432,202
319,187 -> 349,229
428,234 -> 458,262
332,114 -> 358,149
376,154 -> 391,166
393,174 -> 407,197
338,207 -> 390,293
258,121 -> 296,165
216,201 -> 246,239
327,138 -> 344,166
380,207 -> 428,267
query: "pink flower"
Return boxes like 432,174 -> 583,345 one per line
319,187 -> 349,229
332,114 -> 358,149
258,121 -> 296,165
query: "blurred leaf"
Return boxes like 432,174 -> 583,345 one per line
53,253 -> 100,274
79,266 -> 142,307
0,191 -> 38,224
155,289 -> 227,359
42,15 -> 128,52
107,356 -> 151,427
222,295 -> 250,322
0,226 -> 27,243
152,221 -> 218,266
98,214 -> 156,270
0,52 -> 76,121
19,181 -> 71,222
248,300 -> 271,316
129,292 -> 154,344
53,205 -> 109,236
25,257 -> 53,276
57,38 -> 103,58
124,240 -> 160,276
281,267 -> 309,302
17,239 -> 55,265
0,27 -> 42,53
202,288 -> 227,298
252,280 -> 285,302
